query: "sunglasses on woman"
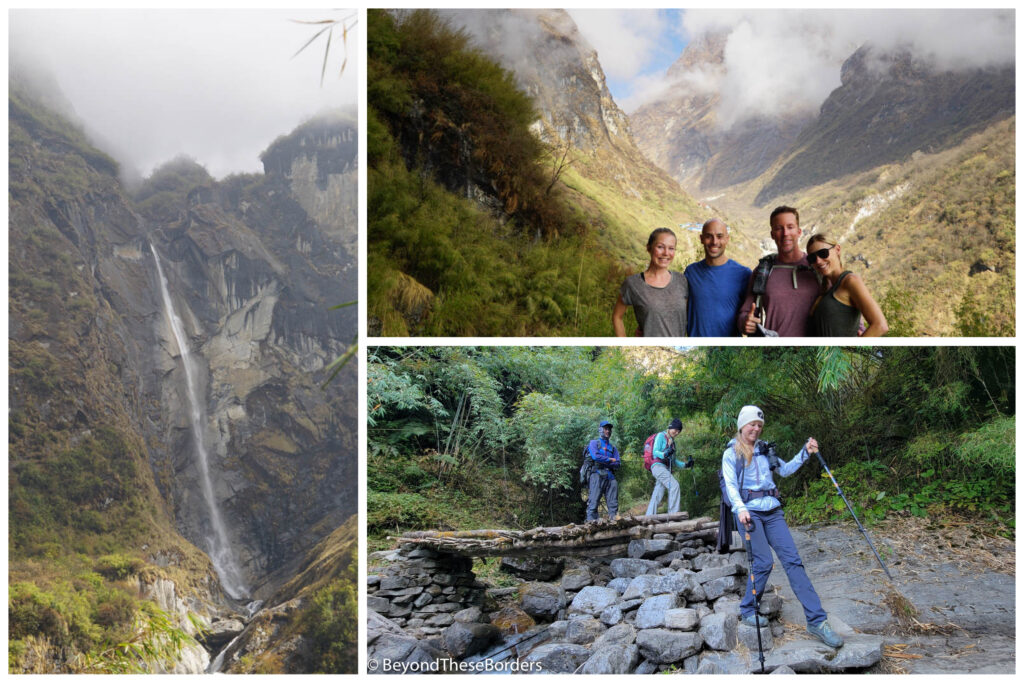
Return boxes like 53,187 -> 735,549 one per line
806,245 -> 835,264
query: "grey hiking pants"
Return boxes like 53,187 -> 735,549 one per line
645,461 -> 680,515
586,469 -> 618,521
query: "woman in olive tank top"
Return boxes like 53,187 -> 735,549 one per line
805,234 -> 889,337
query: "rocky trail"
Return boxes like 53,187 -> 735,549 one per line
367,515 -> 1014,674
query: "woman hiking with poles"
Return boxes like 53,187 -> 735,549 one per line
722,405 -> 844,648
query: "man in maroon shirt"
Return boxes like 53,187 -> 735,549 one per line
737,206 -> 820,337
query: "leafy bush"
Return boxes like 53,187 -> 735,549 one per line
366,491 -> 441,531
301,577 -> 358,673
94,554 -> 144,581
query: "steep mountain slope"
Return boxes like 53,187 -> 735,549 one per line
452,9 -> 754,265
755,45 -> 1014,205
631,33 -> 813,195
8,75 -> 358,672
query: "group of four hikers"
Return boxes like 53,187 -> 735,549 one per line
582,408 -> 844,649
612,205 -> 889,338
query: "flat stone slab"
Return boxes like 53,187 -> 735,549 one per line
763,634 -> 883,673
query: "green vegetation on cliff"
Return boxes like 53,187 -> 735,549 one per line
368,9 -> 706,336
368,346 -> 1014,551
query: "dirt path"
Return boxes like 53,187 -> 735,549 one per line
765,520 -> 1014,674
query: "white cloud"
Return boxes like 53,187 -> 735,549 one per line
10,9 -> 359,178
642,8 -> 1014,125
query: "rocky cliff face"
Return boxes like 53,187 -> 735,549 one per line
448,8 -> 693,204
754,45 -> 1015,205
9,74 -> 357,671
631,33 -> 812,195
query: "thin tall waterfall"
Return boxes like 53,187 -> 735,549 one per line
151,245 -> 248,599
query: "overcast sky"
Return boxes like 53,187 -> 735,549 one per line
568,8 -> 1015,119
10,9 -> 359,179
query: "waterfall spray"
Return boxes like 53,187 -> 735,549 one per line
151,244 -> 248,599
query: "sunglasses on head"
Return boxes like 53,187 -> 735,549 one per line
806,245 -> 835,264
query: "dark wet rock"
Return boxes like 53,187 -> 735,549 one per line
581,643 -> 640,674
520,643 -> 591,673
489,606 -> 534,635
636,629 -> 704,663
201,619 -> 245,649
520,582 -> 566,620
500,556 -> 565,581
441,622 -> 501,659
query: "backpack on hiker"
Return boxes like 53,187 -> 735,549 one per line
579,445 -> 594,484
716,449 -> 747,553
642,433 -> 659,470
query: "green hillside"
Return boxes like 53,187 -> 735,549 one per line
367,10 -> 710,336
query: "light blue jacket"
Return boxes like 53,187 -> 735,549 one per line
722,439 -> 809,514
652,432 -> 688,471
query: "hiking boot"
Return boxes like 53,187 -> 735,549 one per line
806,620 -> 844,648
740,613 -> 769,628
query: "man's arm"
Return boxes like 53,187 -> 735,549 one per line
736,272 -> 758,335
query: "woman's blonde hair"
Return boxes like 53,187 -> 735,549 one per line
806,233 -> 842,267
732,431 -> 754,466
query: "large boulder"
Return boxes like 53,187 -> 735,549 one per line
581,644 -> 640,674
489,606 -> 534,635
519,582 -> 566,620
621,575 -> 661,600
636,629 -> 704,664
635,594 -> 679,629
610,558 -> 663,578
560,567 -> 593,591
566,617 -> 606,645
568,586 -> 619,617
763,634 -> 884,673
699,612 -> 738,651
441,622 -> 501,659
664,608 -> 699,631
593,622 -> 637,649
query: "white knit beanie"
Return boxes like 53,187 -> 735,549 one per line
737,405 -> 765,431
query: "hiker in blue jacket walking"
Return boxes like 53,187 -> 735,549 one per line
586,420 -> 620,522
722,405 -> 844,648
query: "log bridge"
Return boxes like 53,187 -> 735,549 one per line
390,512 -> 718,559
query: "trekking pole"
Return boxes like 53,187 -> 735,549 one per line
741,519 -> 766,674
813,449 -> 893,579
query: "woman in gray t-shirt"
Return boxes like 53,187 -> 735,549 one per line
612,228 -> 689,337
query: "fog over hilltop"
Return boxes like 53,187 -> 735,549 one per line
10,9 -> 358,180
554,9 -> 1014,123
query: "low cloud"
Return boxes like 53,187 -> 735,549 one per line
10,9 -> 358,179
663,9 -> 1015,127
